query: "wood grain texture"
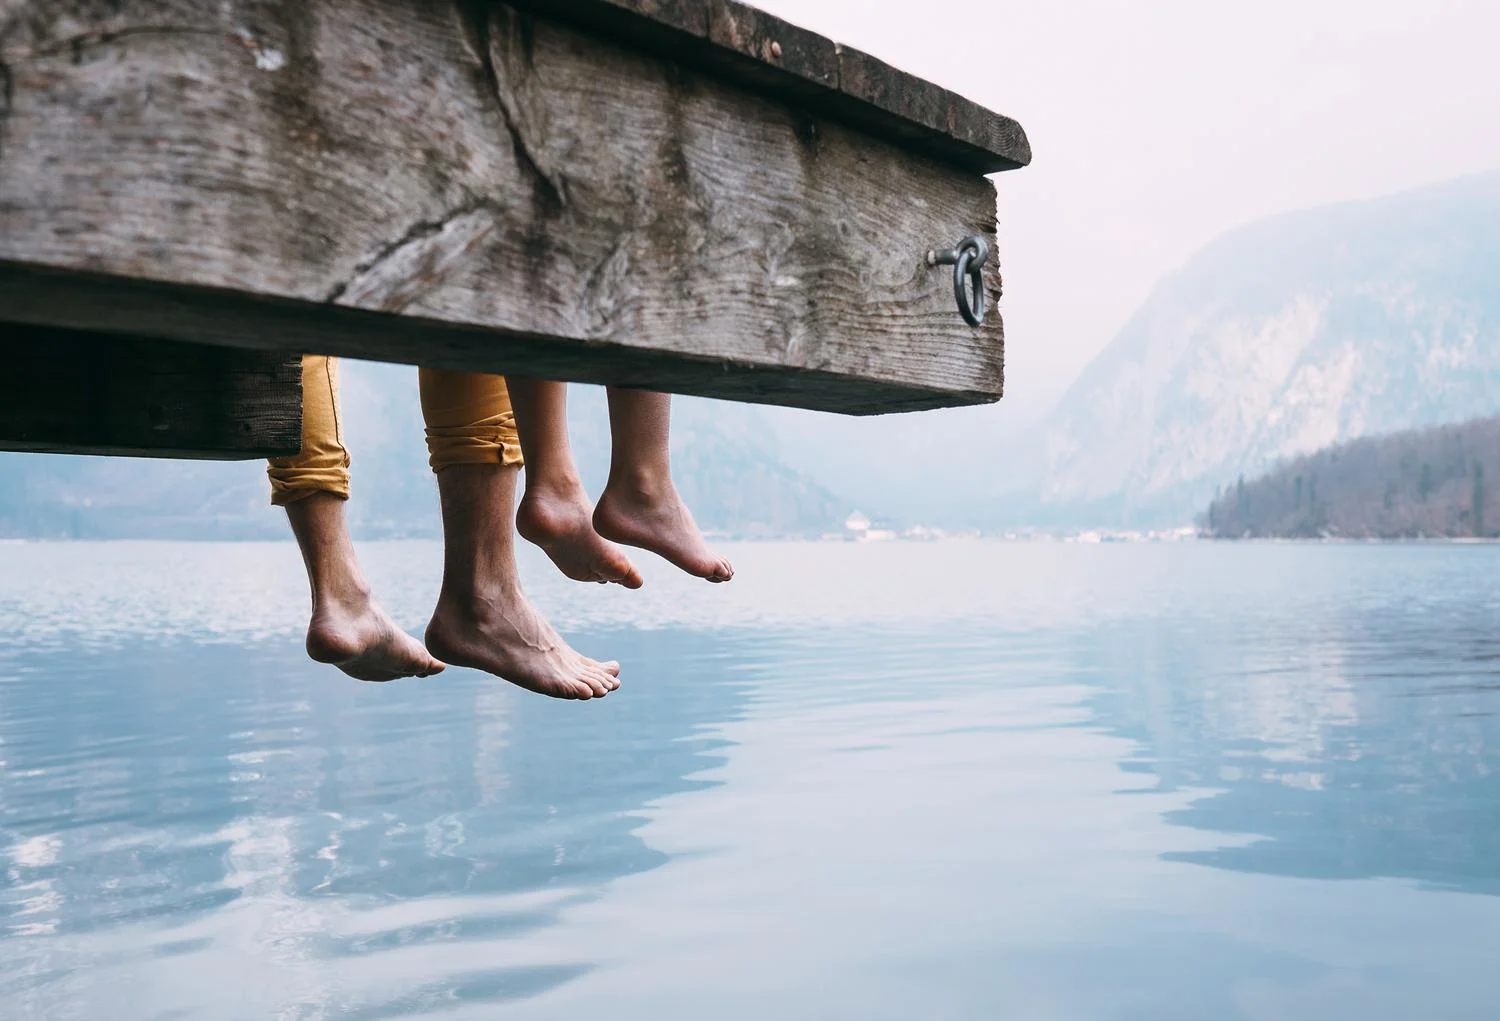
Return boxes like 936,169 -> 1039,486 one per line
510,0 -> 1032,173
0,325 -> 302,459
836,44 -> 1029,171
0,0 -> 1008,415
706,2 -> 839,90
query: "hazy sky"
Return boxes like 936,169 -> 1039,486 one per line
755,0 -> 1500,422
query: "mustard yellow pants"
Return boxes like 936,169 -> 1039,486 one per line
267,355 -> 523,505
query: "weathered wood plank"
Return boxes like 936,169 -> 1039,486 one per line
705,2 -> 839,91
0,263 -> 996,414
0,0 -> 1008,415
0,325 -> 302,459
837,45 -> 1027,172
511,0 -> 1032,173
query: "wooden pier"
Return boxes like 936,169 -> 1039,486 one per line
0,0 -> 1030,458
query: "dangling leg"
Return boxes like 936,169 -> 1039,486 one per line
593,389 -> 733,583
419,369 -> 621,699
506,377 -> 642,588
269,355 -> 445,682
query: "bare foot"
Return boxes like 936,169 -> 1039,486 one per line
306,591 -> 446,683
593,481 -> 734,583
425,591 -> 622,700
517,481 -> 644,589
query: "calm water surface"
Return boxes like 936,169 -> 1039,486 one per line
1,540 -> 1498,1019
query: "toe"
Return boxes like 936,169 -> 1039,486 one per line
690,554 -> 730,582
603,549 -> 633,573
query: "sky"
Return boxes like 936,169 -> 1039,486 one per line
754,0 -> 1500,424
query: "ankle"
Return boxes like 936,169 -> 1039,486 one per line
522,463 -> 590,502
520,476 -> 593,519
435,578 -> 523,619
311,574 -> 374,617
603,466 -> 674,505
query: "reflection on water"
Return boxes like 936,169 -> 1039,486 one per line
1,541 -> 1499,1019
0,627 -> 752,1016
1113,600 -> 1500,895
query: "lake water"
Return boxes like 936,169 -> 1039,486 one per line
1,540 -> 1498,1020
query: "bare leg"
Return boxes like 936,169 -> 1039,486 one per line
424,463 -> 622,700
593,389 -> 733,583
507,377 -> 643,589
285,493 -> 446,682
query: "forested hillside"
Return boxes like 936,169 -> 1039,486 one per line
1204,414 -> 1500,539
1023,171 -> 1500,527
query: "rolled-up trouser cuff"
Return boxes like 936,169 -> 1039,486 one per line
425,419 -> 525,472
268,471 -> 351,506
268,354 -> 351,506
418,368 -> 523,473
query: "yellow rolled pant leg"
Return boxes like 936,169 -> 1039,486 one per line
418,368 -> 524,472
267,356 -> 521,506
267,354 -> 351,505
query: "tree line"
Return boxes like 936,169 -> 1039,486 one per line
1203,414 -> 1500,539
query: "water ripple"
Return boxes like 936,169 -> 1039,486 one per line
2,542 -> 1500,1018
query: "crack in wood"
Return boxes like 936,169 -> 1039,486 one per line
325,200 -> 499,311
0,25 -> 224,65
0,0 -> 1006,412
456,0 -> 568,210
580,235 -> 637,336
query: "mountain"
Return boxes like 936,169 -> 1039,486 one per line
1204,414 -> 1500,540
0,362 -> 854,539
1023,171 -> 1500,527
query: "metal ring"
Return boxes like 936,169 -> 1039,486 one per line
954,246 -> 985,327
928,235 -> 990,327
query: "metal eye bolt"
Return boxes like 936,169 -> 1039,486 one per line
926,235 -> 991,327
